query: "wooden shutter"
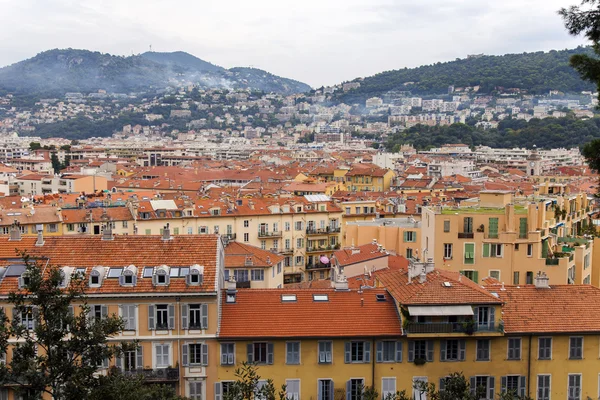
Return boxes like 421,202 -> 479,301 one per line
473,307 -> 479,326
101,305 -> 108,319
346,381 -> 351,400
376,341 -> 383,362
318,380 -> 323,400
148,305 -> 155,330
132,275 -> 137,286
181,304 -> 188,329
326,342 -> 332,363
221,344 -> 228,365
364,341 -> 371,363
440,340 -> 447,361
190,381 -> 197,398
489,218 -> 498,237
119,275 -> 125,286
483,243 -> 490,257
228,344 -> 234,364
408,341 -> 414,362
501,376 -> 507,393
267,343 -> 274,364
489,307 -> 495,330
182,343 -> 189,366
519,376 -> 526,397
286,343 -> 293,364
426,340 -> 434,362
247,344 -> 254,363
519,218 -> 527,238
395,341 -> 402,362
439,378 -> 446,392
470,377 -> 476,395
116,354 -> 122,369
168,304 -> 175,329
403,231 -> 408,242
137,345 -> 143,369
473,271 -> 479,283
328,381 -> 334,400
344,342 -> 351,363
202,304 -> 208,329
120,305 -> 127,329
487,377 -> 495,400
202,344 -> 208,366
459,340 -> 466,361
214,383 -> 221,400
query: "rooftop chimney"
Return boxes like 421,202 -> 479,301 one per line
227,276 -> 237,291
534,271 -> 550,289
334,273 -> 349,291
35,224 -> 44,247
162,223 -> 172,241
102,222 -> 113,241
9,220 -> 21,241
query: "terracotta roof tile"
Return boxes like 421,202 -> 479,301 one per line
225,241 -> 284,268
332,243 -> 388,267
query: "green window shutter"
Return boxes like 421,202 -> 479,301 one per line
403,232 -> 408,242
464,243 -> 475,264
541,240 -> 549,258
483,243 -> 490,258
473,271 -> 479,283
519,218 -> 528,239
489,218 -> 498,238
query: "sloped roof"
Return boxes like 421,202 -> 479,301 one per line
219,288 -> 402,338
376,268 -> 502,306
332,243 -> 388,267
225,241 -> 284,268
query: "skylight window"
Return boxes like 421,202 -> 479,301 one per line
143,267 -> 154,278
169,268 -> 180,277
442,282 -> 452,287
107,268 -> 123,278
376,294 -> 387,302
75,267 -> 87,277
313,294 -> 328,302
281,294 -> 297,302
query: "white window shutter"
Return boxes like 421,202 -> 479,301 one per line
202,344 -> 208,366
101,305 -> 108,319
247,344 -> 254,363
137,345 -> 143,369
148,305 -> 155,330
364,341 -> 371,363
267,343 -> 274,364
182,343 -> 189,366
395,341 -> 402,362
214,383 -> 222,400
168,304 -> 175,329
181,304 -> 189,329
201,304 -> 208,329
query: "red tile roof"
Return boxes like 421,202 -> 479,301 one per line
219,288 -> 402,338
225,241 -> 284,268
376,268 -> 502,305
332,243 -> 388,267
489,284 -> 600,333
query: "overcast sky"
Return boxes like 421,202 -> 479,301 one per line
0,0 -> 588,88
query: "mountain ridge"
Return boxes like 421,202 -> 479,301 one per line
0,49 -> 311,95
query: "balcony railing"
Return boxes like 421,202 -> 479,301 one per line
306,246 -> 333,253
405,322 -> 495,334
123,368 -> 179,382
223,233 -> 236,240
306,228 -> 329,235
458,232 -> 474,239
545,258 -> 560,266
306,262 -> 330,270
257,231 -> 282,238
280,247 -> 294,254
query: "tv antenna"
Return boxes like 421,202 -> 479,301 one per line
149,44 -> 153,52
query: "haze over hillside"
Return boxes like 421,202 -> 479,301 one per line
0,49 -> 312,96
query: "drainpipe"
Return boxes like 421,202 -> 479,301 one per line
527,335 -> 532,398
177,296 -> 183,397
371,338 -> 376,390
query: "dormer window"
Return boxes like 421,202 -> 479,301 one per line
153,266 -> 170,286
58,270 -> 68,288
90,271 -> 100,286
120,265 -> 138,286
19,273 -> 30,289
187,265 -> 204,286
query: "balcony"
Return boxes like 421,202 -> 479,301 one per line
123,368 -> 179,382
306,228 -> 329,236
405,322 -> 496,334
223,233 -> 236,240
545,258 -> 560,266
307,246 -> 332,253
458,232 -> 474,239
257,230 -> 282,238
280,247 -> 294,255
306,262 -> 330,270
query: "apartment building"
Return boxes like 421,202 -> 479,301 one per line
224,241 -> 284,289
131,197 -> 343,284
344,218 -> 421,259
0,230 -> 223,400
421,190 -> 593,285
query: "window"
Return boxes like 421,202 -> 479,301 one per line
483,243 -> 503,258
243,233 -> 249,242
537,375 -> 550,400
318,341 -> 332,364
286,342 -> 300,364
295,256 -> 303,265
526,271 -> 534,285
489,270 -> 500,280
284,222 -> 290,231
120,304 -> 136,330
90,304 -> 107,323
408,340 -> 433,362
443,243 -> 453,259
295,221 -> 303,231
404,231 -> 416,242
187,268 -> 203,285
470,376 -> 495,400
221,343 -> 235,365
47,223 -> 58,233
441,339 -> 465,361
569,337 -> 583,359
155,344 -> 170,368
376,341 -> 402,363
345,341 -> 371,363
251,269 -> 264,281
233,270 -> 249,282
475,306 -> 495,330
17,306 -> 36,330
464,243 -> 475,264
463,217 -> 473,233
318,379 -> 334,400
406,248 -> 413,259
488,218 -> 498,238
187,343 -> 208,366
121,346 -> 142,371
243,220 -> 249,228
67,223 -> 75,232
381,378 -> 396,399
120,270 -> 136,286
189,381 -> 203,400
502,376 -> 526,397
507,338 -> 521,360
260,240 -> 266,250
286,379 -> 300,400
519,218 -> 528,239
537,337 -> 551,360
154,269 -> 169,286
513,271 -> 520,285
567,374 -> 581,400
461,270 -> 478,283
476,339 -> 490,361
185,304 -> 208,330
347,379 -> 364,400
247,342 -> 273,364
296,238 -> 304,248
148,304 -> 174,330
443,220 -> 450,232
123,221 -> 128,229
527,244 -> 533,257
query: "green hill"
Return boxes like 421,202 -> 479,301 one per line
336,47 -> 597,104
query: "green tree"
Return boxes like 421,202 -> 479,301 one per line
51,153 -> 61,173
29,142 -> 41,151
560,1 -> 600,103
89,368 -> 187,400
582,138 -> 600,172
0,253 -> 125,400
223,362 -> 288,400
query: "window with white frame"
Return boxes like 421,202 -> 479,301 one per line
443,243 -> 453,259
155,344 -> 170,368
286,342 -> 300,364
345,341 -> 371,363
148,304 -> 174,330
507,338 -> 521,360
189,381 -> 202,400
381,378 -> 396,399
318,379 -> 333,400
318,341 -> 332,364
569,337 -> 583,360
120,304 -> 136,330
221,343 -> 235,365
376,341 -> 402,363
567,374 -> 581,400
537,375 -> 550,400
538,337 -> 552,360
186,304 -> 207,330
286,379 -> 300,400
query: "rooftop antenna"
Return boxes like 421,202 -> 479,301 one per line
149,44 -> 153,52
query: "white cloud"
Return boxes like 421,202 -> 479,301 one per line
0,0 -> 588,87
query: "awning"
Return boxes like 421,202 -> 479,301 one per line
408,305 -> 474,316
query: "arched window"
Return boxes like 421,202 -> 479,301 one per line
120,265 -> 137,286
153,266 -> 170,286
187,265 -> 204,286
